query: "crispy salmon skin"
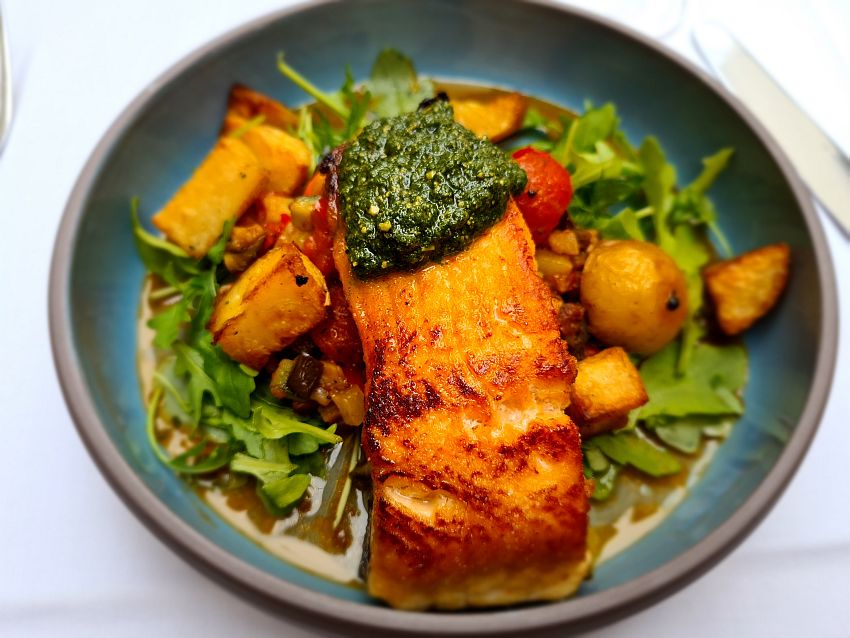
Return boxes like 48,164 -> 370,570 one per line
333,199 -> 591,610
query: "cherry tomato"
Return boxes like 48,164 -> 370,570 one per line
301,196 -> 336,275
511,147 -> 573,244
310,283 -> 363,366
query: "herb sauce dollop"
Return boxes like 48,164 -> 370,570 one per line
337,99 -> 527,278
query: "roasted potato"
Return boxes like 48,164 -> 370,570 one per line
581,240 -> 688,354
225,84 -> 300,132
704,243 -> 790,335
210,243 -> 330,369
230,120 -> 311,195
452,92 -> 527,142
152,137 -> 268,258
569,347 -> 648,437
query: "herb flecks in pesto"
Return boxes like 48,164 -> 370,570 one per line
337,100 -> 526,278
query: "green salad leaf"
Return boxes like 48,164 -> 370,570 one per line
592,431 -> 681,477
639,342 -> 747,419
367,48 -> 435,118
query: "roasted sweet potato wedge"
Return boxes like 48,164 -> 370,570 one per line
452,92 -> 528,142
152,137 -> 268,258
569,347 -> 648,437
210,242 -> 329,369
704,243 -> 791,335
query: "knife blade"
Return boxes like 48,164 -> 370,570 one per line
693,22 -> 850,236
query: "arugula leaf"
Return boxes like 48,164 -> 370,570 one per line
148,297 -> 190,348
263,474 -> 312,510
638,136 -> 677,252
192,334 -> 255,418
277,53 -> 348,119
593,430 -> 681,477
131,199 -> 199,285
367,49 -> 434,118
253,402 -> 342,445
572,103 -> 619,153
639,342 -> 748,419
653,421 -> 703,454
230,453 -> 296,482
591,463 -> 620,500
173,342 -> 220,421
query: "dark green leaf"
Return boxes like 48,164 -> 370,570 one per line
594,431 -> 681,477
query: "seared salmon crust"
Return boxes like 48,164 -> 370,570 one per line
334,200 -> 591,610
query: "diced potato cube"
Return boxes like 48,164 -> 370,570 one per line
225,84 -> 300,131
452,92 -> 527,142
548,229 -> 581,256
229,121 -> 312,195
569,347 -> 648,437
703,243 -> 790,335
152,137 -> 268,258
209,243 -> 329,369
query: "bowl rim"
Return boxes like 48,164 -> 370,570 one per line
49,0 -> 838,634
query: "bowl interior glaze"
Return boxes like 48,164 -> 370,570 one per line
51,0 -> 835,633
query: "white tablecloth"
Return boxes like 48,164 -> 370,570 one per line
2,0 -> 848,636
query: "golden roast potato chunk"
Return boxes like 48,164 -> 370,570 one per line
704,243 -> 790,335
569,347 -> 648,437
210,243 -> 329,369
225,84 -> 300,132
452,92 -> 527,142
581,240 -> 688,354
152,137 -> 268,258
228,119 -> 311,195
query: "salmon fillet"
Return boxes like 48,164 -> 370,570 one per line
334,200 -> 591,610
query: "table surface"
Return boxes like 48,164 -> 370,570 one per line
1,0 -> 848,636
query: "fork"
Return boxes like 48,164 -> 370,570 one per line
0,3 -> 12,154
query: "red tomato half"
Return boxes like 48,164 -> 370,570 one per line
512,147 -> 573,244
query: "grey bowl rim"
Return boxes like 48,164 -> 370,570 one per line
48,0 -> 838,634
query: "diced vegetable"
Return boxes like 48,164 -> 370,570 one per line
287,353 -> 324,400
209,242 -> 330,369
704,243 -> 790,335
452,92 -> 527,142
223,223 -> 266,273
511,147 -> 573,243
569,347 -> 648,436
310,283 -> 364,366
152,137 -> 268,258
535,248 -> 575,295
581,240 -> 688,354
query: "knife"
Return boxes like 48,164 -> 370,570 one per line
693,23 -> 850,236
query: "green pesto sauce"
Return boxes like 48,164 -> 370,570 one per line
337,100 -> 527,278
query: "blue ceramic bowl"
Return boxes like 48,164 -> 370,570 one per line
50,0 -> 837,634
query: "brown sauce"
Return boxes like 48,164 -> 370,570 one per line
136,83 -> 727,588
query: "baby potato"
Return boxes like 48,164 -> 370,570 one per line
580,240 -> 688,354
